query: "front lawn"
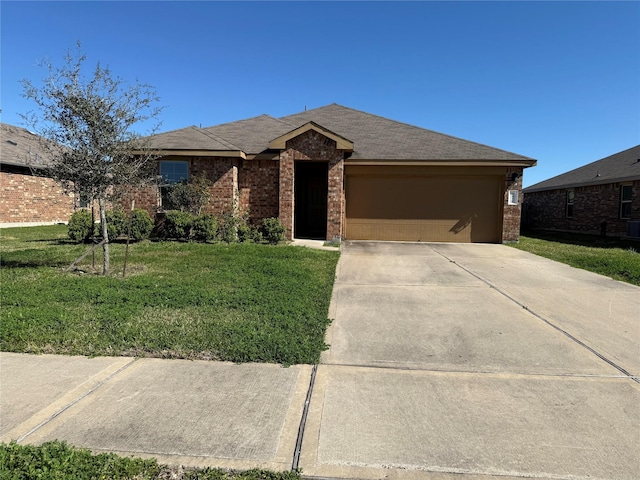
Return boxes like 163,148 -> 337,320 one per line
0,225 -> 339,365
510,233 -> 640,286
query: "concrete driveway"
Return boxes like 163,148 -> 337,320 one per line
300,242 -> 640,480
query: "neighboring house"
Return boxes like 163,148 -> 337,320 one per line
124,104 -> 536,243
0,122 -> 75,226
523,145 -> 640,238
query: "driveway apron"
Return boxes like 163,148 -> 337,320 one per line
300,241 -> 640,480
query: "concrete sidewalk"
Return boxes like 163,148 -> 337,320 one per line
1,242 -> 639,480
1,354 -> 310,471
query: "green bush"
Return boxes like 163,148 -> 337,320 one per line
262,217 -> 286,244
238,222 -> 261,243
101,208 -> 127,241
165,175 -> 211,215
218,210 -> 239,243
129,209 -> 154,241
192,214 -> 218,242
67,209 -> 93,243
164,210 -> 193,240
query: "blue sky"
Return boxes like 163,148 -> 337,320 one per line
1,1 -> 638,187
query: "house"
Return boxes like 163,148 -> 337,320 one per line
0,122 -> 75,226
127,104 -> 536,243
523,145 -> 640,238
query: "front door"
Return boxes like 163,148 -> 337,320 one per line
294,161 -> 328,239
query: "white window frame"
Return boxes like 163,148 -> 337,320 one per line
620,184 -> 632,219
566,190 -> 574,218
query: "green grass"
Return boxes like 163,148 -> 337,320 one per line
0,440 -> 303,480
0,225 -> 340,365
510,232 -> 640,286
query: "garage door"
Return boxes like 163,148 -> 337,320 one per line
345,167 -> 504,243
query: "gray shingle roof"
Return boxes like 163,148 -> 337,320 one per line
0,122 -> 52,168
524,145 -> 640,193
281,104 -> 534,161
147,103 -> 535,162
202,114 -> 294,154
148,125 -> 242,151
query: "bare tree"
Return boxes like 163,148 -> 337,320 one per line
20,43 -> 163,274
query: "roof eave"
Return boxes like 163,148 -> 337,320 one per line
525,174 -> 640,193
345,158 -> 537,167
134,149 -> 247,159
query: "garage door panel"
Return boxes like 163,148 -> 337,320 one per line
345,218 -> 474,242
345,172 -> 502,243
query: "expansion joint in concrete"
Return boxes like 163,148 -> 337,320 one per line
16,358 -> 138,443
430,248 -> 639,385
292,363 -> 318,471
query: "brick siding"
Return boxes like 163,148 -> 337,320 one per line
523,180 -> 639,236
0,167 -> 74,223
238,159 -> 279,224
502,167 -> 524,242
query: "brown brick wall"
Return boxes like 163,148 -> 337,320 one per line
191,157 -> 237,214
116,185 -> 159,217
238,159 -> 279,224
502,167 -> 524,242
116,156 -> 239,218
0,168 -> 74,223
523,180 -> 640,236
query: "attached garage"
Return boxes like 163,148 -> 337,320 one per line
345,166 -> 506,243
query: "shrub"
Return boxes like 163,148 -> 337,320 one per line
67,209 -> 94,243
237,223 -> 263,244
262,217 -> 286,244
102,208 -> 128,241
129,209 -> 154,241
164,210 -> 193,240
218,210 -> 239,243
165,175 -> 211,215
192,214 -> 218,242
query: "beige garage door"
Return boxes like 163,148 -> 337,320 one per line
345,167 -> 504,243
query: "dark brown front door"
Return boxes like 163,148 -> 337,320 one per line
294,161 -> 328,239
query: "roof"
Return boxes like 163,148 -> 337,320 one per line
281,104 -> 534,162
0,122 -> 52,169
145,103 -> 536,164
524,145 -> 640,193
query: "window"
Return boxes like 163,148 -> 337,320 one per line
159,160 -> 188,208
79,192 -> 91,208
620,185 -> 632,219
566,190 -> 574,218
160,160 -> 189,185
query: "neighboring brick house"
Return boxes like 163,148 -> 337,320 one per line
0,123 -> 75,226
128,104 -> 536,243
523,145 -> 640,238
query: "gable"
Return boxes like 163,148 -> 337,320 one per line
268,122 -> 354,151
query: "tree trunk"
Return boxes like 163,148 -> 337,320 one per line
99,197 -> 110,275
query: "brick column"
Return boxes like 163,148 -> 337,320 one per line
327,157 -> 344,241
278,151 -> 295,239
502,167 -> 524,242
